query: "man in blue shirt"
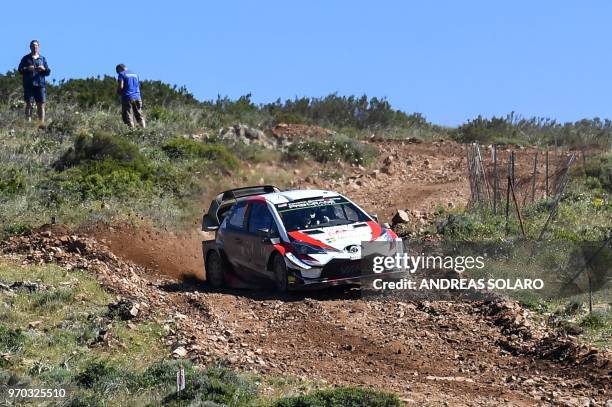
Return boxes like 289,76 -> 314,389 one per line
116,64 -> 146,128
18,40 -> 51,122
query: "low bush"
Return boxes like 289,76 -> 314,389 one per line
285,135 -> 376,165
1,223 -> 32,239
50,162 -> 152,201
580,313 -> 608,329
0,165 -> 26,196
50,132 -> 160,200
582,152 -> 612,192
75,359 -> 137,395
163,365 -> 257,406
139,359 -> 195,387
148,105 -> 178,122
162,137 -> 238,170
53,131 -> 147,172
31,288 -> 76,310
451,114 -> 612,147
272,387 -> 403,407
0,325 -> 26,354
436,212 -> 503,240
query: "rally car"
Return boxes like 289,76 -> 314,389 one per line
201,186 -> 402,291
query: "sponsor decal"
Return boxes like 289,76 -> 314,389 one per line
367,221 -> 382,240
276,197 -> 346,212
288,231 -> 336,250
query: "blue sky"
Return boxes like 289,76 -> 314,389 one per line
1,1 -> 610,126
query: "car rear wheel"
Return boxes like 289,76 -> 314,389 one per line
272,254 -> 288,292
206,251 -> 225,288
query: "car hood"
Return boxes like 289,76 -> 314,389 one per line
287,221 -> 383,251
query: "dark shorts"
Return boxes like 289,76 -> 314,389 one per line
24,85 -> 46,104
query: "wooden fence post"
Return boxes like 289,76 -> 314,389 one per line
505,152 -> 512,236
531,151 -> 538,203
510,180 -> 527,238
545,149 -> 549,198
493,145 -> 498,214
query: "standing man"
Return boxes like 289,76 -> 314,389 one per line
116,64 -> 146,128
18,40 -> 51,122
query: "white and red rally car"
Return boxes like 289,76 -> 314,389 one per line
202,186 -> 402,291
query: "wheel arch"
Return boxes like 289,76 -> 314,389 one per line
266,250 -> 283,272
205,246 -> 232,266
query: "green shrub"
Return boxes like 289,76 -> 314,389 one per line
53,131 -> 147,172
44,112 -> 83,137
286,135 -> 376,165
31,288 -> 75,310
139,359 -> 195,387
580,313 -> 609,329
274,111 -> 306,124
0,165 -> 26,196
0,325 -> 26,354
452,114 -> 612,147
264,94 -> 428,130
583,153 -> 612,192
51,161 -> 152,201
519,297 -> 549,313
453,115 -> 517,144
66,392 -> 104,407
75,360 -> 136,395
38,365 -> 76,386
436,213 -> 501,240
49,132 -> 159,200
162,137 -> 238,170
163,365 -> 257,406
272,387 -> 403,407
49,76 -> 198,109
0,70 -> 22,105
148,106 -> 182,122
1,223 -> 32,239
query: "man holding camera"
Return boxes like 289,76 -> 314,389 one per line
18,40 -> 51,123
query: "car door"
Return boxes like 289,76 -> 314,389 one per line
245,202 -> 276,275
221,201 -> 250,270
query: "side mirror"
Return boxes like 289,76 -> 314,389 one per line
256,228 -> 270,238
202,214 -> 219,231
370,213 -> 379,223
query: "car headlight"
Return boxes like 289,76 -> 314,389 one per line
292,242 -> 327,255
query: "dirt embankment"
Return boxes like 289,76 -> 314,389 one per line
84,224 -> 204,281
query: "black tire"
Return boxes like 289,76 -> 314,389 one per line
272,254 -> 288,292
206,251 -> 225,288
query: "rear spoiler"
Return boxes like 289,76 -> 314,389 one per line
202,185 -> 280,231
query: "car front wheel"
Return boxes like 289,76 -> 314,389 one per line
272,254 -> 288,292
206,251 -> 225,288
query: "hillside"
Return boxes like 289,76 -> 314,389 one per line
0,73 -> 610,406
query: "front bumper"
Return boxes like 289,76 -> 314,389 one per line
285,237 -> 404,289
286,257 -> 404,288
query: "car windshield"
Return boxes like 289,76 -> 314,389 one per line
275,196 -> 370,231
